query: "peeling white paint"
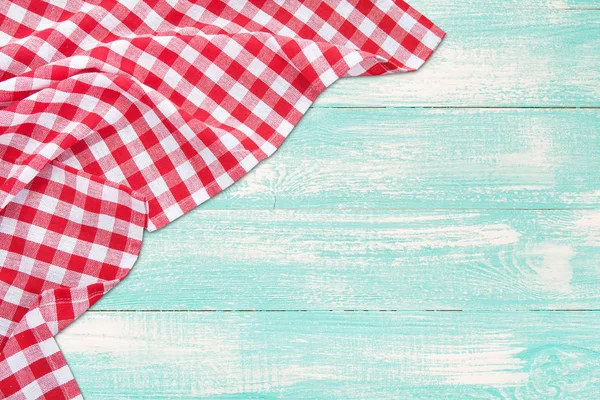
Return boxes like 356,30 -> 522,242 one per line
559,190 -> 600,205
372,332 -> 528,386
225,161 -> 280,199
495,125 -> 555,190
527,244 -> 575,293
574,211 -> 600,246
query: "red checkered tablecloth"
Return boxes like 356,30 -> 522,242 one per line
0,1 -> 444,398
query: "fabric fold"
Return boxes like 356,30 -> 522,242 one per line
0,1 -> 444,397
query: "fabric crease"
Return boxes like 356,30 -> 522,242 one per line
0,1 -> 444,397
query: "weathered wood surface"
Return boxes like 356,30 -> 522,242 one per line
194,108 -> 600,210
94,209 -> 600,311
65,0 -> 599,397
60,311 -> 600,399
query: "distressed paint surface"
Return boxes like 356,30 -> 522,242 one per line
94,209 -> 600,311
59,0 -> 599,398
184,108 -> 600,210
60,312 -> 600,399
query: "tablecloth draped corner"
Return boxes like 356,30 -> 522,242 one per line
0,1 -> 444,398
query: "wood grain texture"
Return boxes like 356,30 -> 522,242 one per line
60,311 -> 600,399
197,108 -> 600,210
93,209 -> 600,311
313,3 -> 599,107
445,0 -> 600,9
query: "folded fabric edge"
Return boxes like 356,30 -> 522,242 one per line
391,1 -> 446,72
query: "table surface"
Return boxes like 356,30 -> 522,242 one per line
57,1 -> 600,398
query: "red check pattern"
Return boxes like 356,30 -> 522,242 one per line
0,0 -> 444,398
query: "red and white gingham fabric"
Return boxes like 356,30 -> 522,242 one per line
0,1 -> 444,398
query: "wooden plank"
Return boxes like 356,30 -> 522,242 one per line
456,0 -> 600,9
94,209 -> 600,311
432,0 -> 600,9
311,4 -> 599,107
60,311 -> 600,399
200,108 -> 600,210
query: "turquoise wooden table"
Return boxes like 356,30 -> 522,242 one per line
58,1 -> 600,398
